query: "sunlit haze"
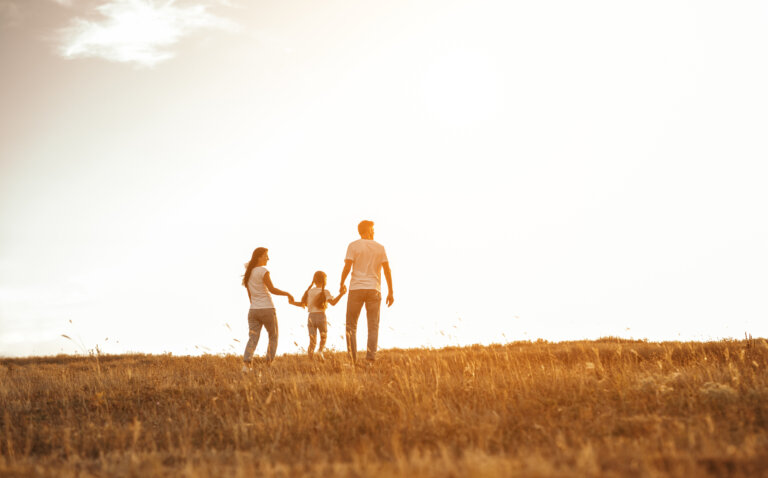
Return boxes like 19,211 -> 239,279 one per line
2,0 -> 767,357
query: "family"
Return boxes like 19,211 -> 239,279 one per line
241,220 -> 394,370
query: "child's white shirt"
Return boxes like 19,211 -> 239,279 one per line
306,287 -> 333,313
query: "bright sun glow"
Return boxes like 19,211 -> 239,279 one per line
419,48 -> 505,128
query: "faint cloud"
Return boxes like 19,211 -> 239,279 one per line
58,0 -> 238,67
0,0 -> 21,27
50,0 -> 74,6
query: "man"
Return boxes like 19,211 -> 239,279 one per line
339,220 -> 394,363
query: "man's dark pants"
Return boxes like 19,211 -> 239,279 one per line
345,289 -> 381,362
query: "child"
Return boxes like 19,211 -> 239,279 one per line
290,271 -> 345,359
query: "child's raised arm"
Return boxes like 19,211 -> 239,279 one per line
328,289 -> 346,306
288,296 -> 305,308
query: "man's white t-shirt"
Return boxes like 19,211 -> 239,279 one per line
306,287 -> 333,313
345,239 -> 388,291
247,266 -> 275,309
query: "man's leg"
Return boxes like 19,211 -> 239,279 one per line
346,290 -> 365,362
364,290 -> 382,361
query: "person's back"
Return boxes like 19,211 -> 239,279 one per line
346,239 -> 388,291
247,266 -> 274,309
306,287 -> 332,313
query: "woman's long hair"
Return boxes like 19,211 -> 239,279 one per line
242,247 -> 268,287
301,271 -> 328,310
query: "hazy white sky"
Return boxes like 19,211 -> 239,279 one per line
1,0 -> 767,357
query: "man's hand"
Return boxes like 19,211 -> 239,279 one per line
339,284 -> 347,295
286,293 -> 294,303
382,262 -> 394,308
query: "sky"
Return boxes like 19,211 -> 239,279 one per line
1,0 -> 767,357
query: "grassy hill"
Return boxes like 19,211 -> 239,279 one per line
1,339 -> 767,477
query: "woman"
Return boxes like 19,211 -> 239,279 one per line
242,247 -> 293,370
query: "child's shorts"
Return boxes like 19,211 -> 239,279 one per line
308,312 -> 327,336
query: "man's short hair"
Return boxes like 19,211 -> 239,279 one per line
358,220 -> 374,236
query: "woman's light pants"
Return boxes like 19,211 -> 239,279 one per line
243,308 -> 278,363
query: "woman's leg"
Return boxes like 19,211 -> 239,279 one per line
261,308 -> 279,362
243,309 -> 263,363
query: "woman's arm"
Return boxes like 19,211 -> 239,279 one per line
288,298 -> 305,308
263,271 -> 294,303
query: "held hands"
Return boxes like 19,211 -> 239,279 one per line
285,293 -> 306,308
339,284 -> 347,295
286,293 -> 303,308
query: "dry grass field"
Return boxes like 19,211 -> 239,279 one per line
1,339 -> 767,477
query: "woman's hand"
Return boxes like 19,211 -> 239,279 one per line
288,298 -> 304,308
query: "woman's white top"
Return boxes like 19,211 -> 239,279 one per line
306,287 -> 333,313
247,266 -> 275,309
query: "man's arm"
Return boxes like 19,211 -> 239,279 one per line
339,259 -> 352,294
263,271 -> 294,303
329,290 -> 346,306
382,262 -> 394,307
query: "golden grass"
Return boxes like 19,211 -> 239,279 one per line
1,339 -> 767,477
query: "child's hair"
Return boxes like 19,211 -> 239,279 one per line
301,271 -> 328,309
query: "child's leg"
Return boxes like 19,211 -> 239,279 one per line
308,317 -> 317,356
318,317 -> 328,353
